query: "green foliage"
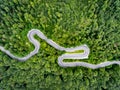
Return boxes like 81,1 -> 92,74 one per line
0,0 -> 120,89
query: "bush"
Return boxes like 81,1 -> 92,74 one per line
0,0 -> 120,89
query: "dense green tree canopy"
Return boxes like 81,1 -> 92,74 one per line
0,0 -> 120,89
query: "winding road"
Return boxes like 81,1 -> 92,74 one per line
0,29 -> 120,69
